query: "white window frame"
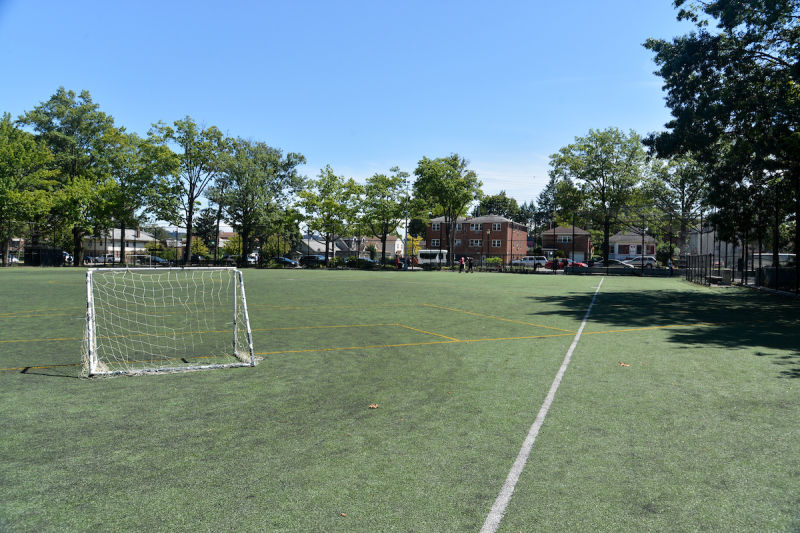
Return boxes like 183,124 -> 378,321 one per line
454,239 -> 461,246
432,223 -> 440,231
470,223 -> 483,231
557,235 -> 572,244
492,239 -> 501,248
492,223 -> 501,231
456,223 -> 462,231
431,239 -> 440,247
469,239 -> 482,247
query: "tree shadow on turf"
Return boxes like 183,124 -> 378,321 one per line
526,285 -> 800,379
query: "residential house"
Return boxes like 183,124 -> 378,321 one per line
361,236 -> 404,259
83,228 -> 157,260
540,225 -> 592,262
608,230 -> 656,260
424,215 -> 527,264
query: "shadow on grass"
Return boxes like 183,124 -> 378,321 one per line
18,364 -> 83,379
528,283 -> 800,379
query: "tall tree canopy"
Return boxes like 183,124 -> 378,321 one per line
549,128 -> 647,260
220,137 -> 305,265
0,114 -> 57,265
413,154 -> 482,265
646,0 -> 800,286
149,116 -> 226,263
18,87 -> 118,263
472,190 -> 520,220
299,165 -> 362,266
362,166 -> 409,265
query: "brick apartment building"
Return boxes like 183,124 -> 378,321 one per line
425,215 -> 528,264
540,225 -> 592,262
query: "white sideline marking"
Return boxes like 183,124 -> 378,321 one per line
480,277 -> 605,533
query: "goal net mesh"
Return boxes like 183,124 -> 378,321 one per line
82,268 -> 254,376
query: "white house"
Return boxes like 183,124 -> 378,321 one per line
609,230 -> 657,260
83,228 -> 157,260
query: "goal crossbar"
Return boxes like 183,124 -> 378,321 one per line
83,267 -> 255,377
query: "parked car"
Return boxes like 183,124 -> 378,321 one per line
545,258 -> 587,270
7,255 -> 20,264
511,256 -> 547,269
273,256 -> 299,268
97,254 -> 115,264
591,259 -> 637,270
625,255 -> 658,268
299,254 -> 325,267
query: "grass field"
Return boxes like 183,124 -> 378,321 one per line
1,268 -> 799,532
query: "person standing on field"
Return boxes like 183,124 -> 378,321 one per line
468,256 -> 474,273
459,256 -> 465,273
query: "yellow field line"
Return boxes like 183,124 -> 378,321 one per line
422,304 -> 577,333
0,322 -> 714,372
394,323 -> 460,341
255,339 -> 460,355
255,323 -> 396,331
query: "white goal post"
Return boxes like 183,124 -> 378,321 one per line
83,267 -> 255,376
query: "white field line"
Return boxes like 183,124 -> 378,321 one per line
480,277 -> 605,533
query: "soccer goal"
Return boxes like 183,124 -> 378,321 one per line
83,267 -> 255,376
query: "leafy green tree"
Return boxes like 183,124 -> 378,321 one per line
549,128 -> 647,260
220,138 -> 305,266
105,130 -> 179,264
362,167 -> 408,265
149,116 -> 226,263
18,87 -> 118,264
413,154 -> 482,265
222,233 -> 242,257
0,114 -> 57,265
193,208 -> 219,256
646,0 -> 800,286
472,190 -> 520,219
299,165 -> 363,266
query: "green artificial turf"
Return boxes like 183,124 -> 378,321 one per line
0,268 -> 798,531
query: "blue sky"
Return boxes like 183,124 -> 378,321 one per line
0,0 -> 692,205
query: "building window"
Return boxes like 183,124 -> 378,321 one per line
455,239 -> 461,246
432,223 -> 440,231
556,235 -> 572,244
492,239 -> 501,248
456,223 -> 462,231
431,239 -> 440,247
469,239 -> 482,247
470,223 -> 483,231
492,223 -> 501,231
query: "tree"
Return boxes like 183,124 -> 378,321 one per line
149,116 -> 226,264
193,208 -> 219,255
645,156 -> 706,253
362,167 -> 408,265
472,190 -> 520,220
413,154 -> 482,265
220,138 -> 305,266
549,128 -> 647,260
105,130 -> 179,264
18,87 -> 118,264
299,165 -> 362,266
0,114 -> 57,266
646,0 -> 800,289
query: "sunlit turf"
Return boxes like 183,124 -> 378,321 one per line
1,267 -> 798,531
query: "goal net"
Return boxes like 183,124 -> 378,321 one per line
82,267 -> 255,376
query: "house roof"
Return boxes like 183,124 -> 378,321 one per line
609,230 -> 657,243
90,229 -> 156,241
541,225 -> 590,236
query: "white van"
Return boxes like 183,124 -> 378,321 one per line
416,249 -> 448,265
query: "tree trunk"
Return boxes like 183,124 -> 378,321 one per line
795,173 -> 799,294
184,203 -> 194,264
603,216 -> 610,261
380,233 -> 387,266
1,238 -> 9,267
72,226 -> 84,267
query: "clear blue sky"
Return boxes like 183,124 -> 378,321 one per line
0,0 -> 692,205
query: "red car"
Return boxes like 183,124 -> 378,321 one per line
545,258 -> 588,270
